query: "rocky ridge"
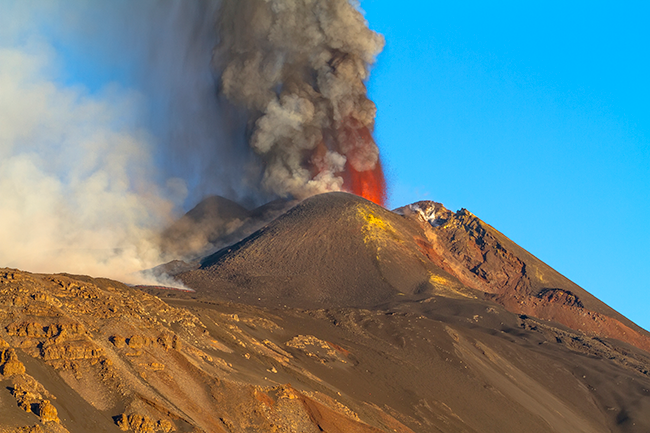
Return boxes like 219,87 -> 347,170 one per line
0,269 -> 412,433
398,200 -> 650,353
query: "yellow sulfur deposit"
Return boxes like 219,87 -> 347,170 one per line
357,205 -> 399,246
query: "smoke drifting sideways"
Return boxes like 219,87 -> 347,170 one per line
0,1 -> 220,285
0,1 -> 177,285
217,0 -> 387,205
0,0 -> 386,284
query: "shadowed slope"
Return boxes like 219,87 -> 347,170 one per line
159,195 -> 251,258
178,193 -> 470,308
159,195 -> 298,261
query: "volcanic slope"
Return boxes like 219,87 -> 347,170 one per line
177,192 -> 473,309
0,269 -> 421,433
159,195 -> 297,260
396,201 -> 650,353
3,267 -> 650,433
159,195 -> 251,258
3,192 -> 650,432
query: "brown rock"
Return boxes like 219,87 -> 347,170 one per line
0,348 -> 26,376
36,400 -> 60,423
46,322 -> 85,340
10,375 -> 50,413
111,335 -> 127,349
156,333 -> 179,350
116,413 -> 157,433
14,425 -> 47,433
41,340 -> 103,361
6,322 -> 46,338
1,358 -> 26,376
127,335 -> 147,350
157,420 -> 173,433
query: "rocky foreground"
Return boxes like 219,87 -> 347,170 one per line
1,269 -> 413,433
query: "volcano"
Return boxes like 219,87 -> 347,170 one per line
175,192 -> 650,353
158,195 -> 297,260
1,192 -> 649,433
176,192 -> 472,308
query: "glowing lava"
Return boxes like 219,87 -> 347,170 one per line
308,119 -> 387,206
336,118 -> 387,207
346,160 -> 387,207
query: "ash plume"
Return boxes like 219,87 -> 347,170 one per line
0,0 -> 387,284
215,0 -> 386,202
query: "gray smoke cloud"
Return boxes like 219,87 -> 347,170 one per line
0,0 -> 384,282
216,0 -> 384,199
60,0 -> 262,207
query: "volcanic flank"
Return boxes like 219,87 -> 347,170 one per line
173,192 -> 650,354
158,195 -> 297,260
175,192 -> 473,309
401,200 -> 650,353
2,192 -> 650,433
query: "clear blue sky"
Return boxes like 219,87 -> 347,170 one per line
362,1 -> 650,330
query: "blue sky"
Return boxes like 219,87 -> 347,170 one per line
362,1 -> 649,330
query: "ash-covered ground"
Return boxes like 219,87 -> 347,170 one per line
1,192 -> 649,433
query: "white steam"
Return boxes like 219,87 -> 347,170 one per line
0,0 -> 385,282
0,36 -> 173,282
0,1 -> 223,284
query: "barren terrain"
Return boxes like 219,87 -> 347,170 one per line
1,192 -> 649,432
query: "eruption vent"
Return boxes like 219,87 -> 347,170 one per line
216,0 -> 387,205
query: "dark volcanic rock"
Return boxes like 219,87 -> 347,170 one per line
177,192 -> 469,308
159,195 -> 297,260
159,195 -> 252,258
4,193 -> 650,433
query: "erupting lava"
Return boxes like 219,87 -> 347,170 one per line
311,119 -> 387,206
337,120 -> 386,206
346,160 -> 387,207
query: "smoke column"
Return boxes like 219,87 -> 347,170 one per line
0,0 -> 386,282
216,0 -> 387,205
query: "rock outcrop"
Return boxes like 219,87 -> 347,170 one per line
0,268 -> 408,433
396,201 -> 650,353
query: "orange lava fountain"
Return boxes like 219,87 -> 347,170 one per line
309,118 -> 386,206
346,160 -> 387,206
335,118 -> 387,207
